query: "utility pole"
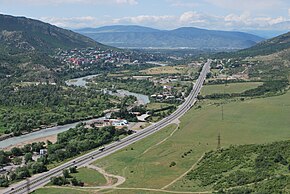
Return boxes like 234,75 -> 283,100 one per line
217,132 -> 221,150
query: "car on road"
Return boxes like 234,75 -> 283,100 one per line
99,146 -> 105,151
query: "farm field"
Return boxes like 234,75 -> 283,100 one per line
34,187 -> 91,194
145,103 -> 172,110
140,65 -> 196,75
93,90 -> 290,192
201,82 -> 263,96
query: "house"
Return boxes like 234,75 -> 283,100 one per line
137,113 -> 150,122
112,120 -> 128,127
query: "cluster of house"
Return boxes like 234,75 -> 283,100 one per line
55,47 -> 132,68
85,119 -> 129,129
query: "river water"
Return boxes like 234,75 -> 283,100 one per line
66,75 -> 150,105
0,75 -> 150,148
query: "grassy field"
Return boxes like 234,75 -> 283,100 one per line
93,91 -> 290,192
33,187 -> 92,194
174,141 -> 290,192
146,103 -> 172,110
140,65 -> 195,75
201,82 -> 263,96
73,167 -> 107,187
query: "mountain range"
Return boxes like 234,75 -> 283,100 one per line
76,25 -> 264,50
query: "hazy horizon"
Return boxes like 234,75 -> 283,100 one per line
1,0 -> 290,32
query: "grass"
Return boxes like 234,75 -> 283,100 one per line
101,188 -> 187,193
72,167 -> 107,186
201,82 -> 263,96
146,102 -> 172,110
93,91 -> 290,191
33,167 -> 107,193
33,187 -> 92,194
140,65 -> 193,75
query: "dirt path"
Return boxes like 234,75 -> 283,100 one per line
86,164 -> 126,188
161,153 -> 205,190
141,119 -> 180,156
46,185 -> 211,194
107,187 -> 211,194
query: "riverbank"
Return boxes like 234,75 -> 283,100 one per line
0,74 -> 150,149
3,134 -> 57,151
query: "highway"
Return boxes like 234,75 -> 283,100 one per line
3,59 -> 211,194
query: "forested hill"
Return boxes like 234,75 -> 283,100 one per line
238,31 -> 290,56
76,25 -> 264,49
0,14 -> 107,53
0,14 -> 111,82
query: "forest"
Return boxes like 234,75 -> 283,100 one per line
0,83 -> 115,135
0,123 -> 132,187
186,141 -> 290,193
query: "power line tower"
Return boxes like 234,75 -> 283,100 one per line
217,132 -> 221,150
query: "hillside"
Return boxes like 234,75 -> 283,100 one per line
238,31 -> 290,56
76,25 -> 264,49
0,14 -> 106,53
0,14 -> 109,81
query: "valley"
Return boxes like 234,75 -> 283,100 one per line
0,9 -> 289,194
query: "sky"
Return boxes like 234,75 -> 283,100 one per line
1,0 -> 290,31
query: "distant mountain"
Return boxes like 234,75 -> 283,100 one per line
0,14 -> 107,53
76,25 -> 264,49
79,25 -> 159,33
243,30 -> 287,39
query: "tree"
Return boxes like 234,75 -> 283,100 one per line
11,147 -> 23,157
24,153 -> 33,163
22,144 -> 32,153
9,172 -> 16,181
50,176 -> 68,186
63,169 -> 70,178
30,162 -> 47,174
69,166 -> 77,173
12,157 -> 22,165
0,175 -> 9,187
71,177 -> 79,186
15,166 -> 30,179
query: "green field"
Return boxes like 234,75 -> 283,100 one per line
93,91 -> 290,192
33,187 -> 91,194
146,103 -> 172,110
201,82 -> 263,96
140,65 -> 197,75
73,167 -> 107,187
34,167 -> 107,193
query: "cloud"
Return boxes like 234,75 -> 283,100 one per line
205,0 -> 284,11
168,0 -> 199,8
224,12 -> 287,29
1,0 -> 138,5
41,16 -> 106,28
112,15 -> 176,28
40,11 -> 290,30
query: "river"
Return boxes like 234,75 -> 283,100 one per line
66,75 -> 150,105
0,75 -> 150,148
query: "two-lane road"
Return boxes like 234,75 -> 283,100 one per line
3,59 -> 211,194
